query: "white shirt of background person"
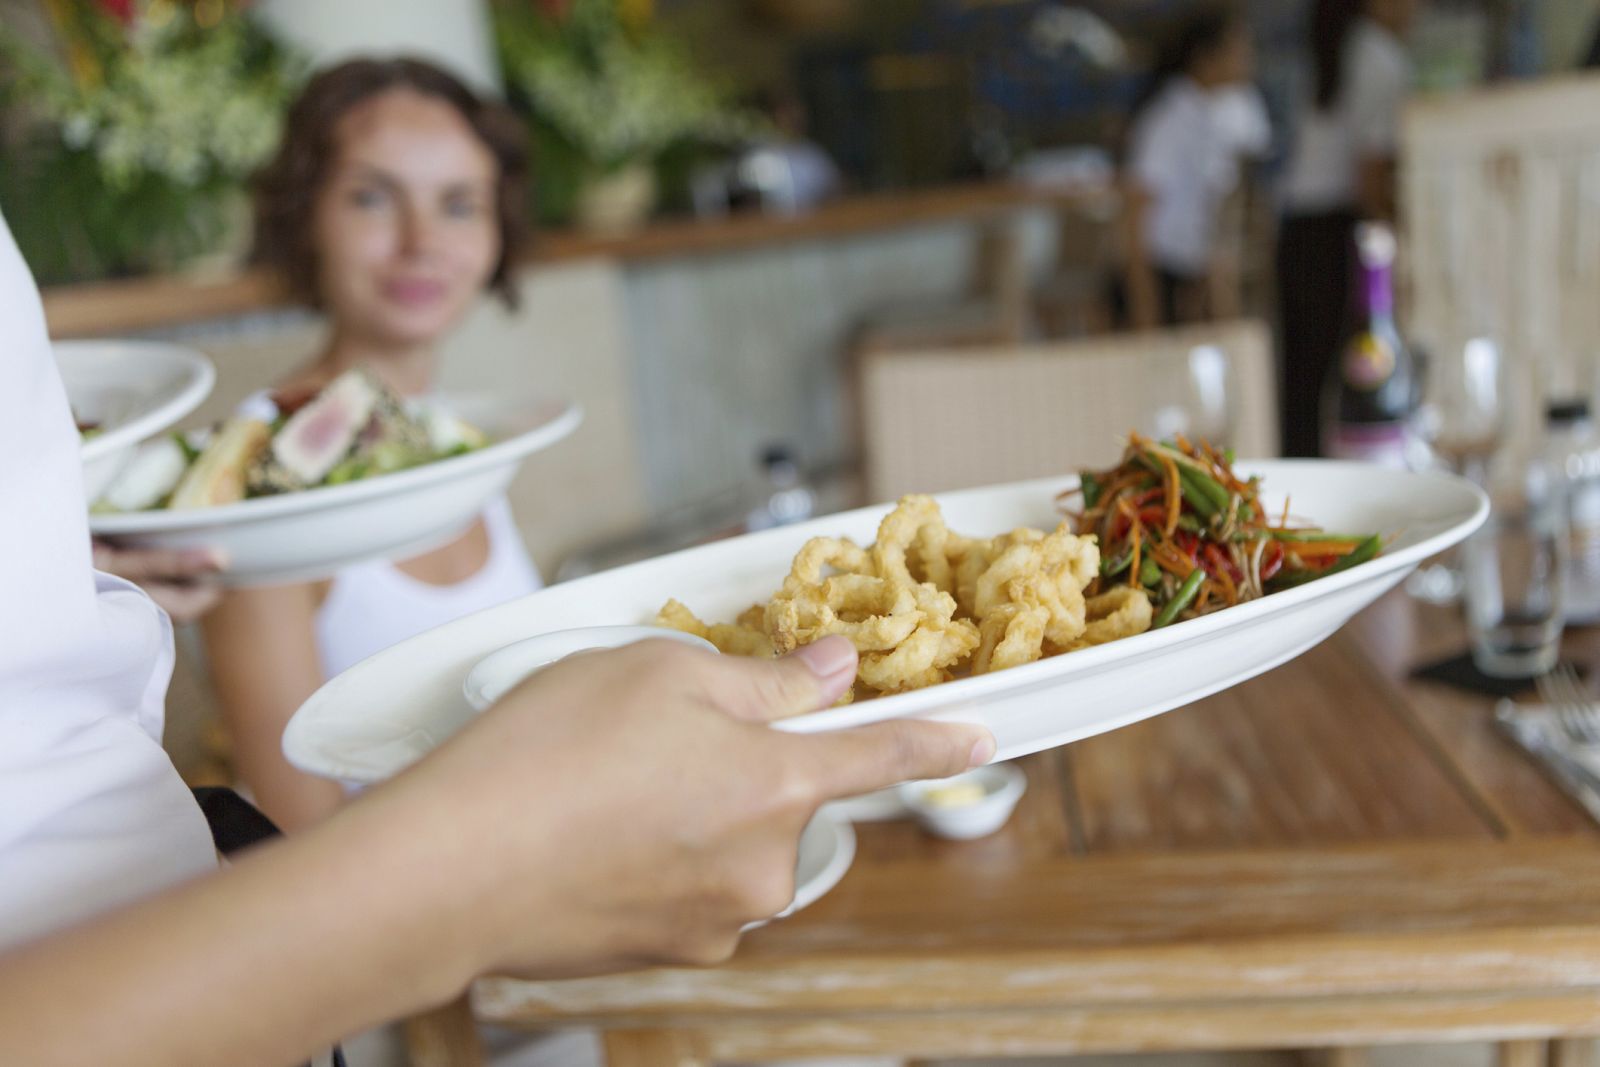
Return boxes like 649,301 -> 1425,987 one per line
1128,76 -> 1269,278
0,209 -> 217,951
1280,16 -> 1411,213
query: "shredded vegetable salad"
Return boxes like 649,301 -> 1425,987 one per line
1063,435 -> 1383,628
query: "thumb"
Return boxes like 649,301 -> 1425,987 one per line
704,636 -> 858,723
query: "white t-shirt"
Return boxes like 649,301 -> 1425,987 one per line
1280,18 -> 1412,213
0,211 -> 217,949
1128,77 -> 1270,276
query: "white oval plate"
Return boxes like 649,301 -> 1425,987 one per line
58,340 -> 216,501
284,461 -> 1487,782
90,396 -> 581,587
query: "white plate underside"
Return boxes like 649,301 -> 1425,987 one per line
284,461 -> 1488,784
59,340 -> 216,501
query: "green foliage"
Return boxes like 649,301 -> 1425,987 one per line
494,0 -> 763,224
0,1 -> 303,282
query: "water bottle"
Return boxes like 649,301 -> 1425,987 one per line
1544,399 -> 1600,626
744,444 -> 815,532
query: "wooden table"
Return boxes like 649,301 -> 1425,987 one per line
431,593 -> 1600,1067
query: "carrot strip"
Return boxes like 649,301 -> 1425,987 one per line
1156,450 -> 1181,535
1129,522 -> 1143,588
1214,562 -> 1238,605
1289,541 -> 1362,558
1151,541 -> 1195,577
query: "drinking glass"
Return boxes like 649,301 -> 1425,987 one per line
1463,463 -> 1567,678
1408,334 -> 1505,603
1147,343 -> 1235,447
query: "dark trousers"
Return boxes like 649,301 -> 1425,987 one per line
1275,210 -> 1356,458
1107,265 -> 1208,328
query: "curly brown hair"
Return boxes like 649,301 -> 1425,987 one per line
253,58 -> 529,309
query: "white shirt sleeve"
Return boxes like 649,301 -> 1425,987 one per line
1129,93 -> 1186,194
0,211 -> 217,950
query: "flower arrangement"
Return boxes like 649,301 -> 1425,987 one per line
493,0 -> 761,226
0,0 -> 302,282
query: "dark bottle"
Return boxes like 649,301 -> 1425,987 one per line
1321,222 -> 1417,467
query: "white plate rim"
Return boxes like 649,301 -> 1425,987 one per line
71,341 -> 216,466
88,399 -> 582,534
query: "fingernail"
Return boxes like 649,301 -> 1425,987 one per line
793,637 -> 856,682
967,732 -> 997,769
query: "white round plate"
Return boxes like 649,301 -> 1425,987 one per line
284,461 -> 1487,782
781,812 -> 855,921
58,340 -> 216,501
90,395 -> 581,587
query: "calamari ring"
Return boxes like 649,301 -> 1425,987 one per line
1077,586 -> 1154,647
871,495 -> 944,587
972,600 -> 1049,675
656,599 -> 775,658
783,536 -> 872,589
766,574 -> 920,654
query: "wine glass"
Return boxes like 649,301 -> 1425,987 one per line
1147,343 -> 1236,448
1408,334 -> 1506,603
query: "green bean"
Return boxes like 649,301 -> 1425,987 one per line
1269,530 -> 1366,543
1322,534 -> 1382,574
1184,466 -> 1232,513
1139,557 -> 1161,587
1080,472 -> 1102,508
1101,550 -> 1133,578
1271,534 -> 1383,588
1176,514 -> 1203,533
1178,468 -> 1220,519
1154,569 -> 1205,628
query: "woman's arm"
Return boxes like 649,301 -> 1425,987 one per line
0,638 -> 991,1067
201,584 -> 344,830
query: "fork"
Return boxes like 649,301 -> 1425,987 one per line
1534,662 -> 1600,746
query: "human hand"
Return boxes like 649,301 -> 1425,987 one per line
371,636 -> 993,981
92,542 -> 226,623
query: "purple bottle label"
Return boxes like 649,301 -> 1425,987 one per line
1329,423 -> 1410,469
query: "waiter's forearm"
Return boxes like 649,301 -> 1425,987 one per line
0,783 -> 484,1067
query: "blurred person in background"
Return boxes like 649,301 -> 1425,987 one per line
1116,4 -> 1270,330
1276,0 -> 1416,457
202,58 -> 544,833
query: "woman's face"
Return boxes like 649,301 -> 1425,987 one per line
312,88 -> 501,350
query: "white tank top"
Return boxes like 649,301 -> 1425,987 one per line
0,210 -> 217,949
315,495 -> 543,678
233,388 -> 545,678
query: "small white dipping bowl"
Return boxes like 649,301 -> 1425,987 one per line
463,626 -> 716,712
897,761 -> 1028,841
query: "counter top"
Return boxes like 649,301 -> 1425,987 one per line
41,181 -> 1105,338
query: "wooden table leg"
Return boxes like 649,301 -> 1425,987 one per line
1500,1040 -> 1549,1067
601,1028 -> 709,1067
401,994 -> 483,1067
1552,1039 -> 1596,1067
